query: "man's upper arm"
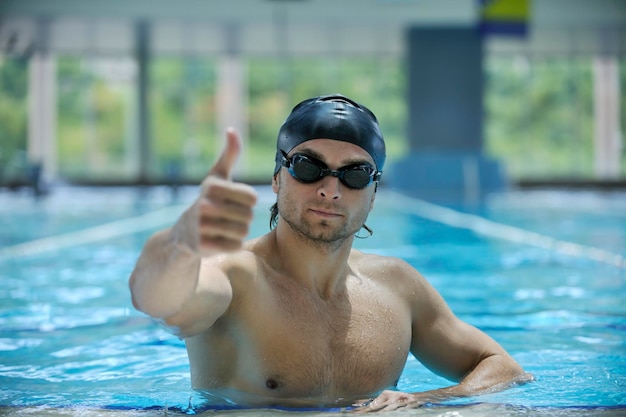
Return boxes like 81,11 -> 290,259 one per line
407,270 -> 507,382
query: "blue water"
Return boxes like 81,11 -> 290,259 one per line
1,186 -> 625,414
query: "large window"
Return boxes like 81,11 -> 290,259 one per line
0,52 -> 624,187
57,57 -> 136,181
56,56 -> 218,183
149,57 -> 217,182
54,55 -> 405,184
246,57 -> 407,181
484,55 -> 604,180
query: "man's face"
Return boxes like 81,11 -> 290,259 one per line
272,139 -> 377,248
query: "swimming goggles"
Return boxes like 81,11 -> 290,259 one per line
280,150 -> 381,190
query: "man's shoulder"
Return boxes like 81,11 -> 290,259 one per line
350,251 -> 431,303
205,235 -> 275,276
204,244 -> 262,270
350,249 -> 418,277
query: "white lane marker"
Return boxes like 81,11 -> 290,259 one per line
0,205 -> 186,260
3,191 -> 623,269
385,191 -> 625,269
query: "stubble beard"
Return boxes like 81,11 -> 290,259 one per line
278,193 -> 364,252
285,214 -> 354,251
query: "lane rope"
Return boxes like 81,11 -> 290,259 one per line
1,190 -> 624,269
384,191 -> 625,269
0,205 -> 186,260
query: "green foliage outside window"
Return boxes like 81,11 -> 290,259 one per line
0,53 -> 624,186
0,56 -> 28,185
246,57 -> 407,182
57,57 -> 133,180
149,57 -> 217,181
485,56 -> 596,179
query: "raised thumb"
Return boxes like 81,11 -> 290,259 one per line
209,128 -> 241,180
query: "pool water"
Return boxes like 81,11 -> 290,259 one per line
0,186 -> 625,416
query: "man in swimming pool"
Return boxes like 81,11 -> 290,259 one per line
129,94 -> 530,412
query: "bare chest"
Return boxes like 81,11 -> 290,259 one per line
231,279 -> 412,399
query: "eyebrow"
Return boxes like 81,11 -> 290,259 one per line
296,147 -> 374,168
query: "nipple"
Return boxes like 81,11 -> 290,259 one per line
266,378 -> 279,390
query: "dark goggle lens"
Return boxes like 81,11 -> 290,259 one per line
291,156 -> 322,182
342,168 -> 373,189
283,153 -> 378,190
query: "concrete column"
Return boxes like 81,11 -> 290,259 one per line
389,27 -> 505,203
216,24 -> 247,177
28,53 -> 56,180
135,20 -> 151,184
27,19 -> 56,188
593,56 -> 622,179
407,27 -> 484,152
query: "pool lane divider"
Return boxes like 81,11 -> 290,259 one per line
1,192 -> 624,269
0,205 -> 187,260
386,191 -> 626,270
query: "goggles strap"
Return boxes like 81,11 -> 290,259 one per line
354,224 -> 373,239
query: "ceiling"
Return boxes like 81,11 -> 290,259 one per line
1,0 -> 625,57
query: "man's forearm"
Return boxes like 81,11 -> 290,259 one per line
415,353 -> 531,402
355,354 -> 531,412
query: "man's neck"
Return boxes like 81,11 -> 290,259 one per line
269,223 -> 354,298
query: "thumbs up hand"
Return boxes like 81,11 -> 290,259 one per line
208,127 -> 244,180
174,128 -> 258,256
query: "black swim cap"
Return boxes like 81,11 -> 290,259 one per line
274,94 -> 386,175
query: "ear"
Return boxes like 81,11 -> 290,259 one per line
272,173 -> 279,193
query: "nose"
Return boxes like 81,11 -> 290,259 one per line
317,175 -> 341,200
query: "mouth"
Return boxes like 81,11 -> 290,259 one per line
309,208 -> 342,218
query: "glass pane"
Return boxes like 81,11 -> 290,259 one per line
150,57 -> 217,183
246,56 -> 407,181
485,55 -> 597,180
0,55 -> 29,186
57,56 -> 136,181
